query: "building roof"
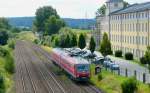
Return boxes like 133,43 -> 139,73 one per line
106,0 -> 123,3
111,2 -> 150,15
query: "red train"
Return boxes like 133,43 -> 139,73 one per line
51,48 -> 90,81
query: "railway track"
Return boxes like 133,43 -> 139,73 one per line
27,41 -> 103,93
15,42 -> 36,93
15,41 -> 67,93
15,40 -> 103,93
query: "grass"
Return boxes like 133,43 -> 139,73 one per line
0,45 -> 15,93
41,45 -> 53,53
90,64 -> 150,93
16,31 -> 37,42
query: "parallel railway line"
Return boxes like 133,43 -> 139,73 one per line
15,40 -> 102,93
28,42 -> 102,93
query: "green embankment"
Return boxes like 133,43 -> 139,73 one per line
90,64 -> 150,93
0,45 -> 15,93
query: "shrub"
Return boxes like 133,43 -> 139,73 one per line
8,39 -> 16,49
0,46 -> 9,57
115,50 -> 122,57
34,39 -> 39,44
98,74 -> 103,81
0,75 -> 5,93
125,52 -> 133,60
0,29 -> 9,45
140,57 -> 147,64
4,54 -> 15,74
121,77 -> 137,93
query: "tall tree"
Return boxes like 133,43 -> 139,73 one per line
78,33 -> 86,50
89,36 -> 96,54
99,32 -> 112,57
34,6 -> 59,33
96,4 -> 106,16
144,46 -> 150,72
0,18 -> 11,29
96,1 -> 129,16
71,33 -> 77,47
45,16 -> 65,35
123,1 -> 129,8
0,29 -> 9,45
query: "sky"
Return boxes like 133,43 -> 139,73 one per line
0,0 -> 150,18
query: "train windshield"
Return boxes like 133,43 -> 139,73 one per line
77,64 -> 89,72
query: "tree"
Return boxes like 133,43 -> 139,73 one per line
99,32 -> 112,57
78,33 -> 86,50
45,16 -> 65,35
0,29 -> 9,45
96,1 -> 129,16
0,75 -> 5,93
71,33 -> 77,47
34,6 -> 60,33
0,18 -> 11,29
89,36 -> 96,54
96,4 -> 106,16
144,46 -> 150,72
121,77 -> 137,93
124,1 -> 129,8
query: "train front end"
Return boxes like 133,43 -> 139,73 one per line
75,64 -> 90,81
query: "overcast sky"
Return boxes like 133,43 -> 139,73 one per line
0,0 -> 149,18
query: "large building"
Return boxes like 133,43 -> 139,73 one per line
93,0 -> 150,58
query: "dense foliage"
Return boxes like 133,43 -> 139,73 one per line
34,6 -> 59,32
4,54 -> 15,74
115,50 -> 122,57
89,36 -> 96,54
121,77 -> 137,93
96,4 -> 106,16
140,57 -> 147,64
99,32 -> 112,57
59,28 -> 77,48
0,18 -> 10,29
0,75 -> 5,93
78,33 -> 86,50
125,52 -> 133,60
45,15 -> 65,35
0,46 -> 15,74
34,6 -> 65,36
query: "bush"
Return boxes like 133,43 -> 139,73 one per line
121,77 -> 137,93
4,54 -> 15,74
0,46 -> 9,57
8,39 -> 16,49
125,52 -> 133,60
140,57 -> 147,64
34,39 -> 39,44
0,75 -> 5,93
98,74 -> 103,81
0,29 -> 9,45
115,50 -> 122,57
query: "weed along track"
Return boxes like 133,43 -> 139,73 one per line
15,40 -> 102,93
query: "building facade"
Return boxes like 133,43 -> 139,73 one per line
93,0 -> 150,58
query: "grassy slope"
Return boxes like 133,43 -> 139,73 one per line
0,46 -> 15,93
16,31 -> 37,42
90,64 -> 150,93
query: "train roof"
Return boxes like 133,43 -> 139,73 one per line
52,48 -> 90,65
